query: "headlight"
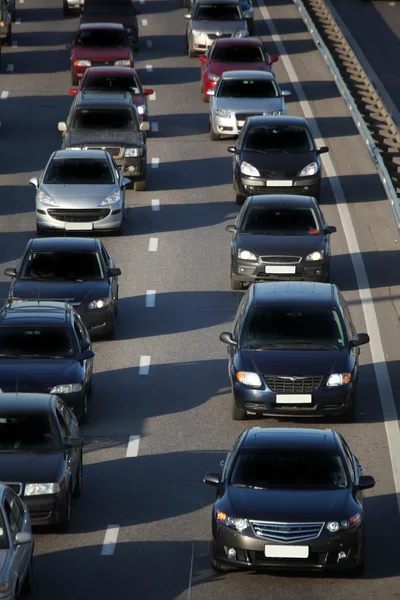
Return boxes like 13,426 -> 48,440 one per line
216,510 -> 250,532
305,250 -> 324,261
236,371 -> 262,387
125,147 -> 144,157
240,161 -> 260,177
137,104 -> 146,115
50,383 -> 83,394
192,29 -> 202,36
326,373 -> 352,387
24,483 -> 60,496
238,248 -> 257,261
208,73 -> 219,82
74,60 -> 91,67
215,108 -> 231,118
114,60 -> 131,66
235,29 -> 247,38
326,513 -> 361,533
99,191 -> 121,206
87,298 -> 110,310
37,191 -> 58,206
299,162 -> 319,177
68,146 -> 82,150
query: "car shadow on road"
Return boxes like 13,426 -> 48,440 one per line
137,66 -> 201,86
150,113 -> 209,138
146,155 -> 232,191
12,31 -> 74,47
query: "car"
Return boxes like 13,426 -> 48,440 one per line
63,0 -> 83,17
185,0 -> 248,59
0,0 -> 12,46
226,195 -> 337,289
5,0 -> 15,22
0,394 -> 84,531
29,149 -> 130,235
228,115 -> 329,204
80,0 -> 139,51
203,427 -> 375,574
219,281 -> 370,421
208,70 -> 290,140
5,237 -> 121,339
0,301 -> 95,423
70,22 -> 134,86
189,0 -> 254,32
58,92 -> 150,188
69,66 -> 154,123
199,38 -> 278,102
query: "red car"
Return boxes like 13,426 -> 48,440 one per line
70,23 -> 133,86
80,0 -> 139,51
68,66 -> 153,122
199,38 -> 278,102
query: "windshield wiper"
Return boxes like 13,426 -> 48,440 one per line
281,340 -> 339,349
245,148 -> 289,155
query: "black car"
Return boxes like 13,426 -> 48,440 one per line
58,91 -> 150,190
0,301 -> 95,422
0,394 -> 84,530
219,282 -> 369,421
204,427 -> 375,574
5,237 -> 121,339
228,115 -> 329,204
226,195 -> 337,289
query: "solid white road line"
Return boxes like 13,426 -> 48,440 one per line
187,542 -> 195,600
151,199 -> 160,211
6,65 -> 14,73
148,237 -> 158,252
146,64 -> 153,72
146,290 -> 156,307
0,92 -> 9,100
100,525 -> 120,556
151,157 -> 160,168
146,40 -> 153,48
151,121 -> 159,132
126,435 -> 140,457
257,0 -> 400,511
142,18 -> 148,26
138,355 -> 151,375
149,92 -> 156,101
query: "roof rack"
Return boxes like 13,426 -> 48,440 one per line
1,299 -> 75,321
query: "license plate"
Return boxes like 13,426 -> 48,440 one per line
65,222 -> 94,231
266,180 -> 293,187
265,265 -> 296,274
276,394 -> 312,404
264,545 -> 309,558
237,120 -> 245,126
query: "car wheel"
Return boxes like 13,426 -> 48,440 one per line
77,393 -> 88,425
323,267 -> 331,283
73,454 -> 83,498
212,554 -> 232,573
203,94 -> 209,103
352,558 -> 365,576
235,193 -> 245,205
36,223 -> 48,237
3,27 -> 11,46
231,395 -> 246,421
133,179 -> 146,191
341,391 -> 357,423
209,125 -> 219,141
230,273 -> 243,290
104,314 -> 116,339
188,40 -> 196,58
71,71 -> 79,86
21,556 -> 33,596
57,488 -> 72,532
62,1 -> 69,15
11,10 -> 16,23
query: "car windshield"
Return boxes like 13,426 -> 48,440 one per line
212,45 -> 265,62
230,448 -> 348,490
0,414 -> 62,453
0,327 -> 75,358
71,108 -> 137,130
84,75 -> 141,95
84,3 -> 134,14
44,158 -> 114,185
241,207 -> 320,235
244,125 -> 313,153
76,30 -> 127,47
20,251 -> 104,281
218,79 -> 278,98
194,4 -> 242,20
241,308 -> 346,350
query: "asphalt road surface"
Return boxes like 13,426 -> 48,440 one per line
1,0 -> 400,598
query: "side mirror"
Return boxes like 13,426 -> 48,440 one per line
281,90 -> 291,97
325,225 -> 337,234
198,55 -> 206,64
140,121 -> 150,132
143,88 -> 154,96
184,13 -> 191,18
4,267 -> 17,278
78,349 -> 95,361
121,177 -> 131,188
29,177 -> 39,189
207,89 -> 215,97
108,267 -> 121,277
227,146 -> 239,154
68,88 -> 78,96
220,332 -> 238,346
317,146 -> 329,155
357,475 -> 375,491
269,55 -> 278,64
58,122 -> 67,132
203,472 -> 220,486
225,224 -> 236,233
67,437 -> 85,449
351,333 -> 370,348
14,532 -> 33,546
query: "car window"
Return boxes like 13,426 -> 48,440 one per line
20,251 -> 104,281
338,294 -> 355,340
341,439 -> 356,481
44,158 -> 114,185
10,496 -> 24,530
223,433 -> 243,479
100,243 -> 110,268
233,290 -> 249,339
84,75 -> 141,95
56,402 -> 72,430
212,44 -> 265,62
218,79 -> 278,98
56,408 -> 70,439
73,319 -> 86,348
71,108 -> 138,131
194,3 -> 242,20
76,29 -> 128,47
240,207 -> 320,235
4,500 -> 18,539
0,326 -> 75,358
244,125 -> 314,153
0,413 -> 62,452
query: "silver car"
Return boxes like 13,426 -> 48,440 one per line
208,70 -> 291,140
29,150 -> 131,236
0,484 -> 34,600
185,0 -> 248,58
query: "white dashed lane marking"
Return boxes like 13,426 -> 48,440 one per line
100,525 -> 120,556
138,356 -> 151,375
146,290 -> 156,307
126,435 -> 140,457
151,199 -> 160,211
6,65 -> 14,73
146,64 -> 153,72
146,40 -> 153,48
0,91 -> 9,99
148,237 -> 158,252
151,158 -> 159,168
141,18 -> 148,26
149,92 -> 156,101
151,121 -> 159,132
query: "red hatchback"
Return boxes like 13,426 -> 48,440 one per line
199,38 -> 278,102
70,23 -> 133,86
68,66 -> 153,122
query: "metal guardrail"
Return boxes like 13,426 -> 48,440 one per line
292,0 -> 400,229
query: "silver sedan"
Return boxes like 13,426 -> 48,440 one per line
29,149 -> 131,236
208,70 -> 291,140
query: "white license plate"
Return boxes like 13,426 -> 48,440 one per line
266,180 -> 293,187
276,394 -> 312,404
264,545 -> 309,558
237,120 -> 245,126
65,222 -> 94,231
265,265 -> 296,274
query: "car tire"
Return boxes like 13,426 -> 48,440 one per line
235,193 -> 245,205
188,40 -> 196,58
11,10 -> 16,23
212,555 -> 232,573
57,488 -> 72,532
323,266 -> 331,283
230,274 -> 243,290
231,396 -> 246,421
21,556 -> 33,596
3,27 -> 11,47
341,391 -> 357,423
104,314 -> 116,339
36,223 -> 48,237
73,454 -> 83,498
71,71 -> 79,86
133,179 -> 146,191
210,127 -> 219,141
352,558 -> 364,576
78,393 -> 88,425
63,1 -> 70,15
203,94 -> 209,103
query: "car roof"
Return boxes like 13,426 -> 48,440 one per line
251,281 -> 337,308
246,194 -> 318,208
246,115 -> 309,128
0,301 -> 73,326
242,427 -> 338,451
78,22 -> 125,31
212,37 -> 263,47
51,149 -> 109,161
196,0 -> 240,4
84,66 -> 138,77
28,237 -> 99,253
221,70 -> 275,80
76,91 -> 135,107
0,393 -> 56,414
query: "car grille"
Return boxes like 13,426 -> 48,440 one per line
207,33 -> 231,40
3,483 -> 22,496
250,521 -> 324,543
260,256 -> 301,264
235,112 -> 264,122
47,209 -> 110,223
85,146 -> 121,158
265,375 -> 323,393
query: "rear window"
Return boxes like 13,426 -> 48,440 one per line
84,75 -> 141,95
0,327 -> 75,358
71,108 -> 138,130
44,158 -> 114,185
0,414 -> 62,453
212,45 -> 265,62
244,125 -> 313,153
194,3 -> 242,20
241,207 -> 320,235
218,78 -> 278,98
20,251 -> 104,281
76,29 -> 127,47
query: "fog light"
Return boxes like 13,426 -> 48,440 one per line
316,270 -> 322,275
337,551 -> 347,562
304,186 -> 309,190
249,186 -> 255,192
227,547 -> 236,559
128,166 -> 136,172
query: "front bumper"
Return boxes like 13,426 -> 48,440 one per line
237,175 -> 321,201
56,390 -> 86,415
114,155 -> 146,178
232,257 -> 329,283
213,110 -> 286,136
191,33 -> 234,53
76,304 -> 114,336
24,491 -> 67,526
36,202 -> 123,233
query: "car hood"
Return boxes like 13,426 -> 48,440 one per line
191,20 -> 246,34
0,452 -> 62,483
12,280 -> 110,306
39,183 -> 117,202
0,359 -> 79,391
235,233 -> 326,257
210,62 -> 271,76
214,97 -> 284,113
240,348 -> 350,375
241,149 -> 316,175
67,129 -> 142,148
73,46 -> 131,61
226,487 -> 351,522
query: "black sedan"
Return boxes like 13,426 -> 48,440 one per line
226,194 -> 337,289
204,427 -> 375,574
0,393 -> 84,531
228,116 -> 329,204
220,281 -> 369,421
5,237 -> 121,339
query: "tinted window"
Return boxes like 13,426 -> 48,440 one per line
20,251 -> 104,281
0,327 -> 75,358
241,307 -> 346,350
72,108 -> 137,130
44,158 -> 114,185
4,500 -> 18,539
11,497 -> 24,529
0,510 -> 9,549
218,79 -> 278,98
0,414 -> 61,452
194,4 -> 241,20
76,30 -> 127,47
212,45 -> 265,62
244,125 -> 313,152
84,3 -> 134,14
84,75 -> 141,95
241,207 -> 320,235
230,448 -> 348,490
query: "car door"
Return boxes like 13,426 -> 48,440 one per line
100,242 -> 118,302
3,492 -> 29,592
73,315 -> 93,390
55,401 -> 80,483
